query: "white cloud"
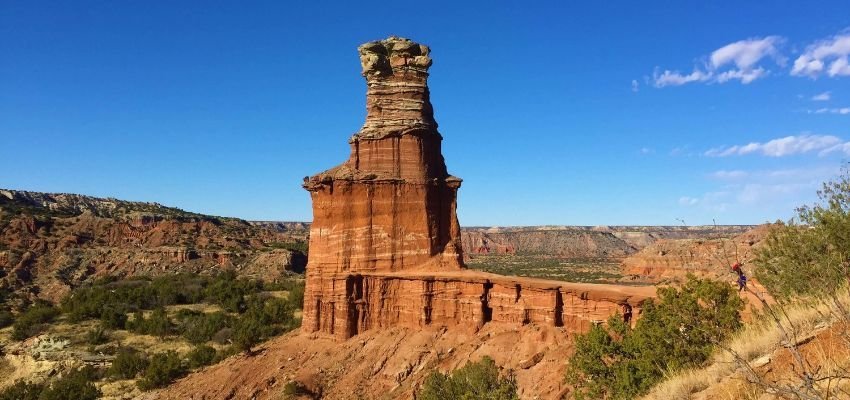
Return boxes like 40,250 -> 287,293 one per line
685,165 -> 839,220
736,183 -> 811,205
653,69 -> 711,87
679,196 -> 699,206
709,166 -> 839,181
710,36 -> 784,70
639,147 -> 654,155
715,67 -> 768,84
653,36 -> 783,87
705,134 -> 845,157
709,170 -> 748,179
631,79 -> 639,92
811,91 -> 831,101
792,31 -> 850,78
810,107 -> 850,115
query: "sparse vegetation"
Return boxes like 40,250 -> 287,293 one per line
419,356 -> 518,400
85,326 -> 109,344
38,367 -> 101,400
0,271 -> 306,393
267,240 -> 309,256
12,300 -> 60,340
177,310 -> 235,344
0,309 -> 13,329
466,255 -> 626,283
645,168 -> 850,399
109,347 -> 149,379
566,276 -> 743,399
137,350 -> 187,390
0,368 -> 100,400
186,345 -> 217,369
0,380 -> 43,400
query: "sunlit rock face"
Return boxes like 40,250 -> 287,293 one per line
303,36 -> 463,278
301,37 -> 653,340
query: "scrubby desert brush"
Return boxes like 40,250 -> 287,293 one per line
642,289 -> 849,399
644,166 -> 850,400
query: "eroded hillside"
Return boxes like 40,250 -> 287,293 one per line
0,189 -> 308,303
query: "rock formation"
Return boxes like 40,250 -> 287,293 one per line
0,189 -> 308,302
301,37 -> 654,340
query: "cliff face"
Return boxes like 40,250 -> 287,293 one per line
300,37 -> 654,341
0,189 -> 307,302
620,224 -> 776,282
461,225 -> 754,257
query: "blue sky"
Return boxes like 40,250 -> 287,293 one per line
2,1 -> 850,226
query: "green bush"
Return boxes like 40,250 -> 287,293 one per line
0,380 -> 43,400
203,272 -> 260,313
419,356 -> 518,400
85,326 -> 109,345
12,301 -> 60,340
565,276 -> 743,399
109,347 -> 149,379
229,294 -> 300,353
1,369 -> 101,400
38,367 -> 101,400
178,311 -> 234,344
0,310 -> 13,328
281,380 -> 312,399
137,351 -> 186,391
755,168 -> 850,299
186,345 -> 217,369
287,282 -> 305,310
128,308 -> 172,337
99,306 -> 128,329
232,315 -> 264,353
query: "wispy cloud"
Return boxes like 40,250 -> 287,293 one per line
682,166 -> 837,215
811,91 -> 831,101
654,69 -> 712,87
809,107 -> 850,115
708,166 -> 840,181
639,147 -> 654,155
653,36 -> 784,87
709,170 -> 748,179
704,134 -> 847,157
678,196 -> 700,206
792,31 -> 850,78
631,79 -> 639,92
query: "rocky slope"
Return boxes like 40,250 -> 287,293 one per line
620,224 -> 776,283
461,225 -> 753,258
0,189 -> 307,302
149,323 -> 575,400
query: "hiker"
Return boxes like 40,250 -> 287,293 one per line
621,303 -> 633,325
732,262 -> 747,292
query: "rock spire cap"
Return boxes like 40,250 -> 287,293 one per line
358,36 -> 432,77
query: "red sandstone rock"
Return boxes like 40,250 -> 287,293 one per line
301,37 -> 654,340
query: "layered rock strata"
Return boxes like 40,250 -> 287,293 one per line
302,37 -> 653,340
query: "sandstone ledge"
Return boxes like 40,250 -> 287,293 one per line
302,270 -> 654,340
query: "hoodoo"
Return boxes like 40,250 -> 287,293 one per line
302,37 -> 654,340
302,36 -> 463,275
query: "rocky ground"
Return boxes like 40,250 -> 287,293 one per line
149,323 -> 574,400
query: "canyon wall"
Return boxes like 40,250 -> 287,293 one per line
301,37 -> 654,340
0,190 -> 306,302
461,225 -> 754,257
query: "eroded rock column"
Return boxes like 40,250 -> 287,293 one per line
302,37 -> 464,338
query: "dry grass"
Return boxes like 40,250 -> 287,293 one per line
643,292 -> 848,400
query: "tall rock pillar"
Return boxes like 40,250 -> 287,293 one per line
302,37 -> 464,337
